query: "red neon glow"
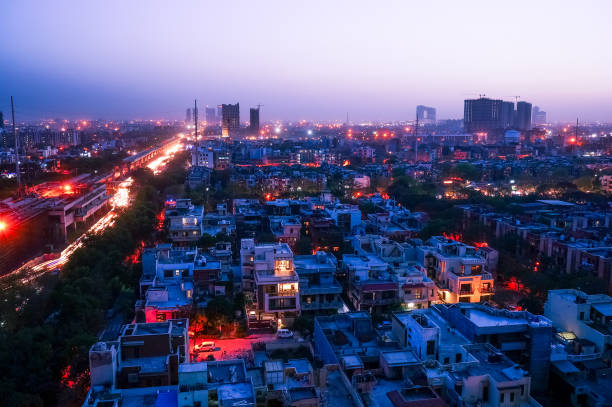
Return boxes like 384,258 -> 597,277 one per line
156,210 -> 165,231
342,160 -> 351,166
0,221 -> 7,232
473,242 -> 489,248
61,365 -> 76,389
442,232 -> 463,241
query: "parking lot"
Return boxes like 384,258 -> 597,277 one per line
191,333 -> 278,362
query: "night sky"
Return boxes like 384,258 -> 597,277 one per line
2,0 -> 612,122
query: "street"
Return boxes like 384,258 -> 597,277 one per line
191,333 -> 278,363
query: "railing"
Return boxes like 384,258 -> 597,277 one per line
459,289 -> 473,295
301,300 -> 344,310
300,284 -> 343,295
276,289 -> 298,296
567,352 -> 602,362
481,286 -> 494,293
360,297 -> 397,306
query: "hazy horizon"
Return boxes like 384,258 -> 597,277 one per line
2,0 -> 612,123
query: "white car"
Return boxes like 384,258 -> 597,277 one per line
194,341 -> 215,352
277,329 -> 294,339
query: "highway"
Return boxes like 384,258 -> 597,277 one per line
2,139 -> 182,286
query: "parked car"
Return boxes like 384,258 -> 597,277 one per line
194,341 -> 216,352
277,328 -> 294,339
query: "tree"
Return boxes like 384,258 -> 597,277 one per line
204,297 -> 234,331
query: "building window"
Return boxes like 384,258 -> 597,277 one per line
426,340 -> 435,355
510,392 -> 515,402
500,393 -> 504,403
156,313 -> 166,322
520,385 -> 525,396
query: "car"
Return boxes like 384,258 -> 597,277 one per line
277,328 -> 294,339
194,341 -> 215,352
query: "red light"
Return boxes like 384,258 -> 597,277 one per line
0,221 -> 7,231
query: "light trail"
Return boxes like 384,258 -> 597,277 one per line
2,139 -> 182,286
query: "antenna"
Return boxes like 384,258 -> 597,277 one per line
193,99 -> 198,165
575,117 -> 579,142
11,96 -> 21,197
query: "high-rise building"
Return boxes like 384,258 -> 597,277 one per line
532,106 -> 547,126
221,103 -> 240,138
416,105 -> 436,124
185,108 -> 192,124
0,111 -> 5,148
216,105 -> 223,121
500,101 -> 515,129
464,97 -> 504,134
249,107 -> 260,135
515,101 -> 532,131
205,107 -> 217,125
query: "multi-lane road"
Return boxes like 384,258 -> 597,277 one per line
1,139 -> 182,286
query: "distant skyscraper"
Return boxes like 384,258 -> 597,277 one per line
249,107 -> 260,134
515,101 -> 532,131
416,105 -> 436,124
217,105 -> 223,121
205,107 -> 217,125
221,103 -> 240,138
0,111 -> 4,128
532,106 -> 547,126
185,108 -> 192,124
464,97 -> 504,134
500,101 -> 515,129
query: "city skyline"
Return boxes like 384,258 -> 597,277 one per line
2,0 -> 612,122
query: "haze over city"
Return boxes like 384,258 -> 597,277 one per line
2,0 -> 612,122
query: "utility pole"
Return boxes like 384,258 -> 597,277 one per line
414,111 -> 419,164
193,99 -> 198,166
11,96 -> 21,197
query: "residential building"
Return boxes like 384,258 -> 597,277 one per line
205,106 -> 217,125
249,106 -> 260,135
89,318 -> 189,390
416,105 -> 436,125
515,101 -> 532,131
269,215 -> 302,246
294,251 -> 343,313
532,106 -> 546,126
166,198 -> 204,244
436,303 -> 553,393
325,204 -> 362,234
418,236 -> 494,303
343,253 -> 399,313
240,239 -> 300,326
464,97 -> 504,135
545,289 -> 612,354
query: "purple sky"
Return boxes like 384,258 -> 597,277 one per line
2,0 -> 612,122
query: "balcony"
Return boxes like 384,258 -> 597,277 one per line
275,289 -> 298,297
360,297 -> 398,306
481,286 -> 494,294
300,283 -> 343,295
301,299 -> 344,311
459,288 -> 473,295
481,272 -> 494,281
